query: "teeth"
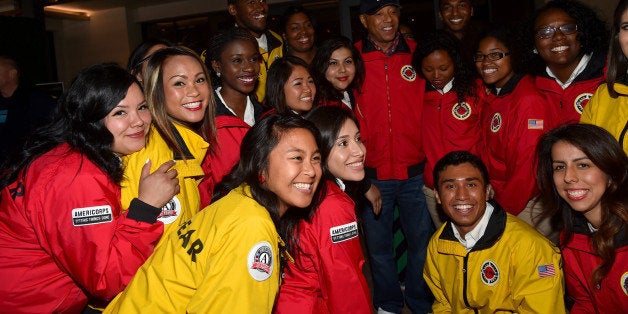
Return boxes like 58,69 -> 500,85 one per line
294,183 -> 312,190
483,69 -> 497,74
383,26 -> 392,31
551,46 -> 568,52
240,77 -> 255,83
567,190 -> 587,197
453,205 -> 473,210
347,162 -> 363,167
253,13 -> 265,20
450,18 -> 462,23
183,101 -> 201,109
300,96 -> 312,101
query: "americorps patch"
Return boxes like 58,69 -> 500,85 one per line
71,205 -> 113,226
247,241 -> 274,281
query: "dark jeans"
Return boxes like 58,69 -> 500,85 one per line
362,174 -> 434,313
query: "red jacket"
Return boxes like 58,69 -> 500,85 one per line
535,50 -> 606,128
274,181 -> 371,314
561,217 -> 628,314
354,38 -> 426,180
422,84 -> 482,188
480,74 -> 550,215
0,144 -> 163,313
199,92 -> 267,207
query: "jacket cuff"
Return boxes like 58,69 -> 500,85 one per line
126,198 -> 161,223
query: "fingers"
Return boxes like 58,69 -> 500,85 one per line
140,159 -> 152,179
155,160 -> 176,173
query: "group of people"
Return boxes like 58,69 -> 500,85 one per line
0,0 -> 626,313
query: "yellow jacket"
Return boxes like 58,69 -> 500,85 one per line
581,83 -> 628,154
120,123 -> 208,245
104,185 -> 280,313
256,29 -> 283,102
423,202 -> 566,313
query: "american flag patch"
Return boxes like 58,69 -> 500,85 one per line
528,119 -> 544,130
538,264 -> 555,278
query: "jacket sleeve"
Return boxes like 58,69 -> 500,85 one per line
501,95 -> 548,215
32,170 -> 163,302
423,234 -> 452,313
106,203 -> 280,313
511,236 -> 566,313
580,84 -> 604,124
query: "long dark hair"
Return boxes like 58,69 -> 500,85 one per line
413,30 -> 476,104
266,55 -> 311,114
608,0 -> 628,97
536,123 -> 628,287
310,36 -> 365,104
144,46 -> 216,157
0,63 -> 138,191
213,113 -> 326,255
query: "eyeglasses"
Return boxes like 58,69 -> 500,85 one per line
473,52 -> 511,63
535,23 -> 578,39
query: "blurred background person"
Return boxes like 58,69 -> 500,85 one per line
277,6 -> 317,65
581,0 -> 628,154
266,55 -> 316,115
126,38 -> 173,85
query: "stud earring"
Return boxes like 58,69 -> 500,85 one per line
217,72 -> 221,77
533,48 -> 538,54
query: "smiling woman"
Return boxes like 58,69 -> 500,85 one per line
279,6 -> 317,65
536,123 -> 628,313
0,64 -> 179,312
118,46 -> 217,258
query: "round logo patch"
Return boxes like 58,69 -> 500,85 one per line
400,65 -> 416,82
621,272 -> 628,296
157,195 -> 181,225
452,102 -> 472,120
574,93 -> 592,114
247,241 -> 274,281
490,113 -> 502,133
481,260 -> 500,286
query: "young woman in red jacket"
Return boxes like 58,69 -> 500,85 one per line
412,30 -> 482,228
199,27 -> 268,206
536,123 -> 628,314
0,64 -> 179,312
275,106 -> 372,313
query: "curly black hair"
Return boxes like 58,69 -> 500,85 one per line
521,0 -> 609,75
412,30 -> 476,104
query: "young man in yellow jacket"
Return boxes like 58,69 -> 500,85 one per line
424,151 -> 566,313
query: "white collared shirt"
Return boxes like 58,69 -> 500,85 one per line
451,202 -> 495,251
433,79 -> 454,95
256,33 -> 268,52
341,91 -> 352,109
546,53 -> 592,89
215,87 -> 255,126
335,178 -> 346,191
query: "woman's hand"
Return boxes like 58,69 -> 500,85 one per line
138,160 -> 179,208
365,183 -> 382,215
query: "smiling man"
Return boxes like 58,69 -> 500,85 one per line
354,0 -> 432,313
423,151 -> 566,313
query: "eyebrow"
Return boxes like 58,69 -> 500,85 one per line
552,156 -> 590,163
442,177 -> 479,182
168,71 -> 204,80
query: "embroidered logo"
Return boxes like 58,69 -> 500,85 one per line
452,102 -> 472,120
621,272 -> 628,296
400,65 -> 416,82
330,221 -> 359,243
490,113 -> 502,133
527,119 -> 544,130
574,93 -> 592,114
247,241 -> 274,281
157,195 -> 181,225
538,264 -> 556,278
480,260 -> 500,286
72,205 -> 113,226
